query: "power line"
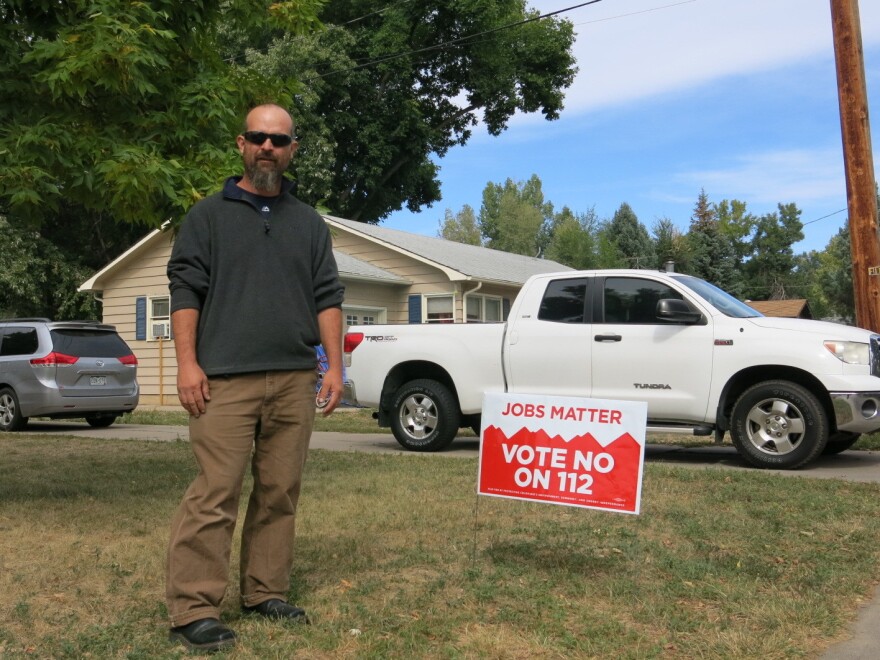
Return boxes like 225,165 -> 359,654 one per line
802,207 -> 847,226
571,0 -> 696,27
304,0 -> 604,82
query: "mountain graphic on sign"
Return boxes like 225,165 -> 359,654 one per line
484,425 -> 642,454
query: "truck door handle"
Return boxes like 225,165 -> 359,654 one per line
594,333 -> 622,342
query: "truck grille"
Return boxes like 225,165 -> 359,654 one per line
871,335 -> 880,377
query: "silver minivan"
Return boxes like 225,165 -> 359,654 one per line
0,319 -> 139,431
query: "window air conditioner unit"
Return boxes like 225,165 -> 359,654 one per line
151,322 -> 171,339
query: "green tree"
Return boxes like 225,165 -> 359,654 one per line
438,205 -> 482,245
0,0 -> 317,230
0,218 -> 97,320
479,175 -> 553,256
544,206 -> 597,269
244,0 -> 577,222
0,0 -> 322,317
742,203 -> 804,300
715,198 -> 756,266
605,203 -> 655,268
594,223 -> 627,268
815,226 -> 855,322
652,217 -> 690,271
685,190 -> 740,293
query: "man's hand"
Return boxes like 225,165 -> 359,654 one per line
177,361 -> 210,417
317,368 -> 344,416
316,306 -> 344,417
171,308 -> 208,417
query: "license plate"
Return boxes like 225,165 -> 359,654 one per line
90,376 -> 106,386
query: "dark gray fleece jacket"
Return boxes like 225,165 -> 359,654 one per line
167,176 -> 344,376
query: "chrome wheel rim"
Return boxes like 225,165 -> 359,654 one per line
398,393 -> 438,440
744,397 -> 806,455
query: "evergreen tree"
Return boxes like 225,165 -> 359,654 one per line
605,203 -> 655,268
652,217 -> 690,271
685,190 -> 740,293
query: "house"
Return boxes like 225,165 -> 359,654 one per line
747,299 -> 813,319
79,215 -> 571,405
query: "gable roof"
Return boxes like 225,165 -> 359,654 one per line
334,251 -> 409,285
747,299 -> 813,319
325,215 -> 572,286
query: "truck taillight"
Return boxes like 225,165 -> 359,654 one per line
344,333 -> 363,367
344,332 -> 364,353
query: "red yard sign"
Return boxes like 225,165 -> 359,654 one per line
477,393 -> 647,514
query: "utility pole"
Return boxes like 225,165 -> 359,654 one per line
830,0 -> 880,331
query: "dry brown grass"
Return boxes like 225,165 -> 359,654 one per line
1,434 -> 879,658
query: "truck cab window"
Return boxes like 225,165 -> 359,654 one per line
602,278 -> 684,324
538,278 -> 589,323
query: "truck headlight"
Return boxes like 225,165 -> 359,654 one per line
824,340 -> 870,365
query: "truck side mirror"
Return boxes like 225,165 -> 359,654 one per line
656,298 -> 703,324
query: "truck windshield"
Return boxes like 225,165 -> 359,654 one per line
672,275 -> 763,318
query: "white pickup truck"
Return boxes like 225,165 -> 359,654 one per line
343,269 -> 880,469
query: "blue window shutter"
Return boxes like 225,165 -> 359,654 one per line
503,298 -> 511,321
135,297 -> 146,340
408,295 -> 422,324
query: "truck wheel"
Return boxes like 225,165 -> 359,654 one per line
390,379 -> 460,451
730,380 -> 827,469
822,431 -> 861,455
0,387 -> 28,432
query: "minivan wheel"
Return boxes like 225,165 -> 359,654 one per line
85,414 -> 118,428
0,387 -> 28,432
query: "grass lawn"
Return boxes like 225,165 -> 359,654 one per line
1,433 -> 879,658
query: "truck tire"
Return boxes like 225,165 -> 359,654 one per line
730,380 -> 828,469
822,431 -> 861,455
0,387 -> 28,432
390,379 -> 460,451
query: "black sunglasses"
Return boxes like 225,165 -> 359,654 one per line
242,131 -> 295,147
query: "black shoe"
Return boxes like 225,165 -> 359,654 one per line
169,618 -> 236,652
243,598 -> 311,623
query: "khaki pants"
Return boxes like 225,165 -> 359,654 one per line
165,370 -> 316,627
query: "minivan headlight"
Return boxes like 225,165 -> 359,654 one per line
824,340 -> 870,365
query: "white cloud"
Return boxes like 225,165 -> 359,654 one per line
675,147 -> 846,205
531,0 -> 880,114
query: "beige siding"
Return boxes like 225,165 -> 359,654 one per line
86,220 -> 531,405
332,230 -> 458,322
98,233 -> 178,406
342,281 -> 405,323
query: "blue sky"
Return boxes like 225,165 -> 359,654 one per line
381,0 -> 880,254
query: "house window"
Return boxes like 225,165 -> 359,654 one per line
148,296 -> 171,340
343,306 -> 385,326
466,295 -> 503,323
425,295 -> 454,323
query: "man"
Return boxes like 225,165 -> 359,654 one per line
165,104 -> 345,652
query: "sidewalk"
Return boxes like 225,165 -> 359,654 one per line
820,582 -> 880,659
